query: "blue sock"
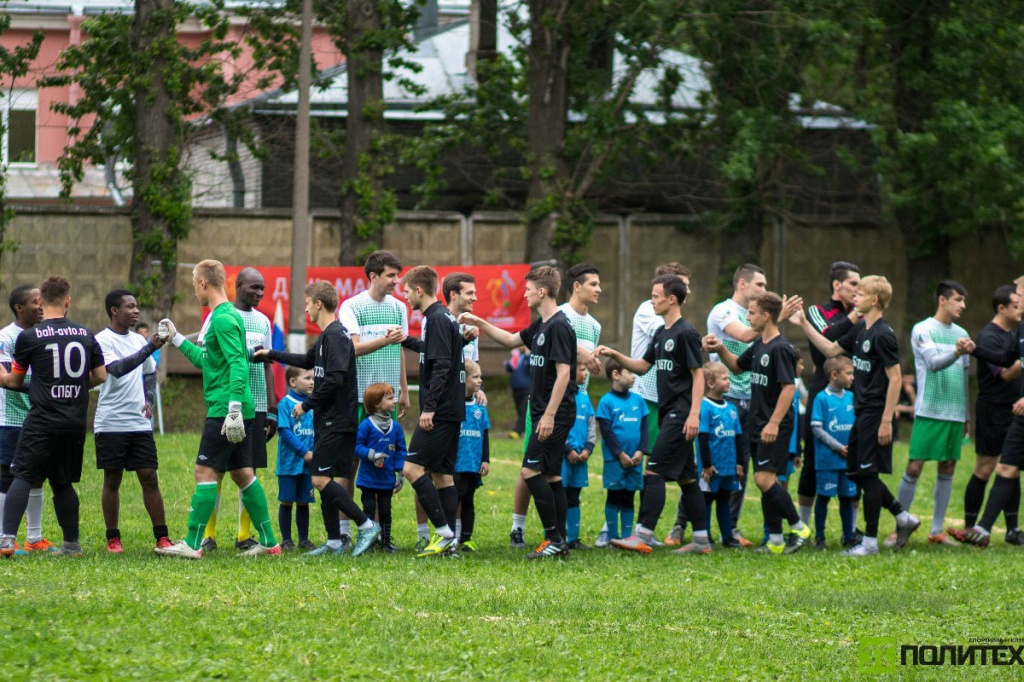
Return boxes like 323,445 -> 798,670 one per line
605,503 -> 619,539
567,506 -> 581,544
704,497 -> 715,542
814,496 -> 830,540
716,496 -> 733,543
762,522 -> 770,545
839,496 -> 857,542
620,505 -> 635,538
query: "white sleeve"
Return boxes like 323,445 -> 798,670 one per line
260,313 -> 272,348
97,332 -> 118,365
912,326 -> 958,372
630,305 -> 657,359
338,301 -> 359,337
400,303 -> 409,335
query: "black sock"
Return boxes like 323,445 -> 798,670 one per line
51,483 -> 80,544
858,475 -> 883,538
360,487 -> 378,521
525,475 -> 561,543
106,528 -> 120,541
770,481 -> 800,526
2,477 -> 30,537
762,486 -> 783,535
460,491 -> 476,541
412,475 -> 448,529
377,489 -> 393,527
153,524 -> 169,541
979,475 -> 1016,531
675,491 -> 688,528
640,475 -> 667,532
319,488 -> 342,540
325,480 -> 368,526
296,505 -> 309,542
550,480 -> 568,541
278,504 -> 293,542
681,481 -> 707,534
964,474 -> 989,528
879,481 -> 903,516
438,485 -> 459,530
1005,478 -> 1021,530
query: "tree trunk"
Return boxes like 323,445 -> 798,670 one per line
128,0 -> 185,321
524,0 -> 571,265
338,0 -> 384,265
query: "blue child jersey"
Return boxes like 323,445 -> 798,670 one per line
789,391 -> 800,456
562,389 -> 595,488
811,388 -> 855,471
355,417 -> 408,490
696,397 -> 743,478
277,390 -> 315,476
456,401 -> 491,474
597,389 -> 648,492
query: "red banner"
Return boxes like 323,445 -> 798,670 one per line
210,264 -> 532,337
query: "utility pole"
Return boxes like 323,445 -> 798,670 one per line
288,0 -> 314,352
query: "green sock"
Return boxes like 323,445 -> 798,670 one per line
240,478 -> 277,547
185,483 -> 220,550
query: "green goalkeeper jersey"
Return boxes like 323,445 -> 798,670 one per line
179,302 -> 255,419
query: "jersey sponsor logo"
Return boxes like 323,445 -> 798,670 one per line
51,385 -> 81,399
656,359 -> 674,371
294,426 -> 314,438
853,357 -> 872,373
862,339 -> 871,353
760,354 -> 770,367
750,372 -> 769,387
616,412 -> 639,424
713,422 -> 736,438
664,339 -> 675,352
529,354 -> 545,368
313,366 -> 325,378
461,428 -> 483,438
34,325 -> 87,339
536,333 -> 546,347
828,416 -> 853,433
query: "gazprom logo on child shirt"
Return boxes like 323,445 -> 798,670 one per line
828,416 -> 853,433
617,412 -> 639,424
713,423 -> 736,438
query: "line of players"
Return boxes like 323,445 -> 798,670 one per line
2,254 -> 1023,558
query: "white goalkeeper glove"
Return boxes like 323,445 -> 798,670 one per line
394,472 -> 405,493
222,401 -> 246,444
158,318 -> 185,347
369,449 -> 387,468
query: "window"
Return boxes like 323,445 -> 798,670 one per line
2,89 -> 37,164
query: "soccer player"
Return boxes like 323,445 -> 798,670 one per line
510,263 -> 601,548
797,262 -> 861,532
0,277 -> 107,557
596,275 -> 709,555
810,357 -> 859,549
255,280 -> 381,557
697,362 -> 748,547
339,251 -> 408,546
399,266 -> 466,557
893,281 -> 972,547
563,362 -> 596,550
705,292 -> 812,554
794,275 -> 921,556
0,284 -> 55,554
199,267 -> 277,552
460,266 -> 578,559
94,289 -> 172,552
154,260 -> 280,559
961,285 -> 1022,542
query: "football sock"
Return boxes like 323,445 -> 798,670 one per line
1,478 -> 30,538
604,500 -> 619,539
880,482 -> 903,516
0,491 -> 5,532
640,474 -> 667,531
50,483 -> 79,544
412,475 -> 447,530
897,473 -> 917,511
858,475 -> 882,538
814,496 -> 830,540
460,492 -> 475,540
730,465 -> 748,526
339,519 -> 351,537
203,481 -> 222,540
862,535 -> 879,549
455,519 -> 463,540
524,476 -> 561,543
438,485 -> 459,530
323,480 -> 368,527
549,481 -> 568,541
1006,478 -> 1021,530
153,524 -> 169,541
26,486 -> 44,543
184,482 -> 219,550
714,489 -> 733,542
839,496 -> 857,541
320,490 -> 342,541
674,492 -> 688,528
376,491 -> 393,527
278,504 -> 293,543
357,518 -> 374,531
768,533 -> 784,545
239,478 -> 277,547
761,483 -> 785,534
931,473 -> 954,535
417,523 -> 430,541
963,474 -> 988,528
979,475 -> 1016,531
681,481 -> 706,534
106,528 -> 120,541
799,504 -> 813,526
296,505 -> 309,542
620,504 -> 635,538
511,513 -> 527,533
566,506 -> 580,544
237,489 -> 253,542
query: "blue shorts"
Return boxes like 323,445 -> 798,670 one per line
777,459 -> 796,483
561,458 -> 589,488
278,473 -> 315,504
0,426 -> 21,466
602,458 -> 644,492
699,474 -> 740,494
816,470 -> 857,498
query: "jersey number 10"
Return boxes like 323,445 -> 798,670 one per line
45,342 -> 87,379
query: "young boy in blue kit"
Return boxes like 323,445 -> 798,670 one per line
595,358 -> 649,547
697,363 -> 748,548
455,360 -> 490,552
277,367 -> 316,550
355,382 -> 407,552
810,356 -> 859,549
563,363 -> 597,550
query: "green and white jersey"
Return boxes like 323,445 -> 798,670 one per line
707,298 -> 752,400
911,317 -> 970,422
199,308 -> 272,412
339,291 -> 409,401
179,302 -> 255,419
0,321 -> 31,427
559,302 -> 601,393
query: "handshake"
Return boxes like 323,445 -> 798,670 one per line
157,319 -> 181,345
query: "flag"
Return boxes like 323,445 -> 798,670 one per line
272,299 -> 287,400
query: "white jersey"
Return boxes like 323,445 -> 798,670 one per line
558,302 -> 601,393
707,298 -> 753,401
0,321 -> 32,427
339,291 -> 410,400
94,328 -> 155,433
198,307 -> 272,412
630,300 -> 662,403
911,317 -> 970,422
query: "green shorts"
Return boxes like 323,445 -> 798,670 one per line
645,399 -> 660,448
908,416 -> 963,462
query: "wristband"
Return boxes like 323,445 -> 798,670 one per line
228,400 -> 242,414
172,332 -> 186,347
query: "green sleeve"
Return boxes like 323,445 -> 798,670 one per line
178,339 -> 204,369
213,313 -> 249,407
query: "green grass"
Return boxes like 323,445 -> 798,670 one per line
1,436 -> 1020,680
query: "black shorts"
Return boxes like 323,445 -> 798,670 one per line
407,420 -> 461,475
455,471 -> 483,497
999,417 -> 1024,468
797,407 -> 817,497
196,417 -> 254,472
647,413 -> 697,482
751,430 -> 791,476
0,426 -> 20,466
95,431 -> 159,471
11,424 -> 85,486
311,430 -> 356,479
251,412 -> 268,469
975,402 -> 1014,457
522,422 -> 572,477
846,411 -> 892,476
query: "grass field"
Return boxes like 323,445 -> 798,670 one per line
1,434 -> 1021,680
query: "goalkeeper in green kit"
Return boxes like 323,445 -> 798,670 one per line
155,259 -> 280,559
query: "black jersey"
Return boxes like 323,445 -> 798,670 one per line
737,334 -> 796,440
419,301 -> 465,423
519,311 -> 577,426
268,320 -> 358,432
12,318 -> 104,432
642,317 -> 704,424
838,319 -> 900,413
976,321 -> 1020,407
